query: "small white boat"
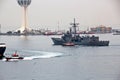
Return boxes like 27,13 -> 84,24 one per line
113,31 -> 120,35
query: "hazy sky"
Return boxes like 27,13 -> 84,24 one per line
0,0 -> 120,32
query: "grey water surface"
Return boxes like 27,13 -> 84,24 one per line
0,34 -> 120,80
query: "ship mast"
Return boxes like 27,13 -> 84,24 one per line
70,18 -> 79,35
58,21 -> 60,31
0,24 -> 1,33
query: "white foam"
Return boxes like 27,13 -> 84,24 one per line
23,51 -> 63,60
2,58 -> 19,62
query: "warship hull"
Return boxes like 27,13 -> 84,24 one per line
52,38 -> 109,46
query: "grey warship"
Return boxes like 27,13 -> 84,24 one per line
51,19 -> 109,46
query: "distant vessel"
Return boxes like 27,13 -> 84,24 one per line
113,31 -> 120,35
0,43 -> 6,59
51,19 -> 109,46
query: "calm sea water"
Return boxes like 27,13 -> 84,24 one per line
0,34 -> 120,80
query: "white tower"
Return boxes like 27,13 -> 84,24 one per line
17,0 -> 31,33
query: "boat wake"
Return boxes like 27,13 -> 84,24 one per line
23,51 -> 63,60
2,50 -> 64,61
